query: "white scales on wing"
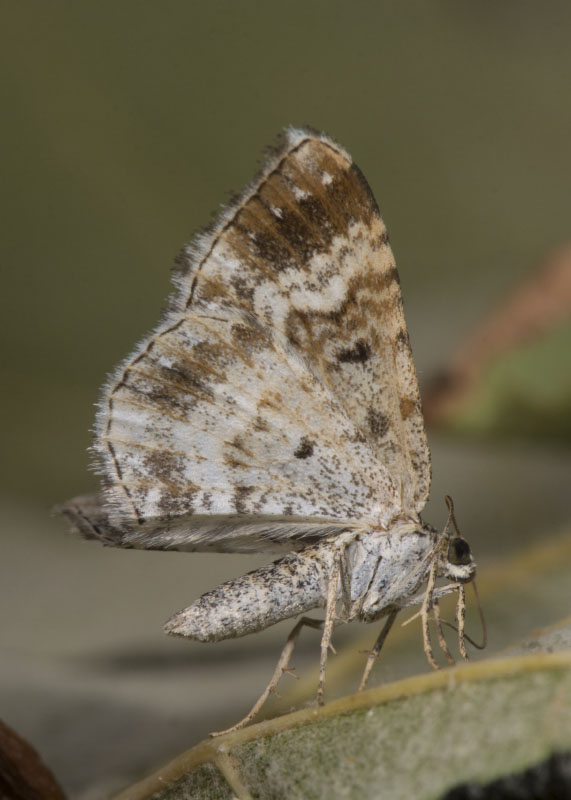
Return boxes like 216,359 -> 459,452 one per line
60,128 -> 480,734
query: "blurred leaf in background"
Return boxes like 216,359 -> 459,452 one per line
424,246 -> 571,441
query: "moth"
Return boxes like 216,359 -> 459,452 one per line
60,127 -> 483,734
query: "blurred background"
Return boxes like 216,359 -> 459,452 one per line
2,2 -> 570,796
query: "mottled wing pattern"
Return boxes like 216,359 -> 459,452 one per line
70,128 -> 430,552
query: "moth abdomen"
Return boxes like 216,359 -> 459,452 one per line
163,546 -> 331,642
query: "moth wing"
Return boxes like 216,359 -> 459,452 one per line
69,128 -> 430,552
59,493 -> 355,554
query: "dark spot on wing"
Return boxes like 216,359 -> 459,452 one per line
157,490 -> 196,516
230,274 -> 255,302
234,485 -> 254,514
242,225 -> 293,271
399,396 -> 417,420
140,463 -> 200,516
223,436 -> 253,469
371,230 -> 389,251
161,361 -> 215,398
396,328 -> 410,347
224,455 -> 248,469
143,450 -> 184,483
294,436 -> 315,459
337,339 -> 371,364
231,322 -> 271,354
253,415 -> 270,432
267,206 -> 320,264
142,385 -> 193,416
296,193 -> 331,234
229,435 -> 250,454
367,408 -> 390,437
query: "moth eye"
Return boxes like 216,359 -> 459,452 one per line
448,538 -> 471,566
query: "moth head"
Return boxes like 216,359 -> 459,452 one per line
439,496 -> 476,583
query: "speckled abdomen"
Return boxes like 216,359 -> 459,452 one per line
164,545 -> 332,642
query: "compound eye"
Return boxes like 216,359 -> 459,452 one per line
448,537 -> 472,566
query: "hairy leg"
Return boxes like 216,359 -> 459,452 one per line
421,559 -> 439,670
456,584 -> 468,660
358,608 -> 398,692
433,598 -> 455,665
211,616 -> 324,736
317,551 -> 342,705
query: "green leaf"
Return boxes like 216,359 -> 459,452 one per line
115,649 -> 571,800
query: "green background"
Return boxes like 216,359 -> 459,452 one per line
2,2 -> 570,795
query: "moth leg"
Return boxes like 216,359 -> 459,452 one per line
432,598 -> 455,665
317,552 -> 342,706
210,616 -> 323,737
358,608 -> 398,692
421,559 -> 439,671
339,551 -> 353,619
456,584 -> 468,660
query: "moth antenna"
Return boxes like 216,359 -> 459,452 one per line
431,619 -> 482,651
471,580 -> 487,650
444,494 -> 462,539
